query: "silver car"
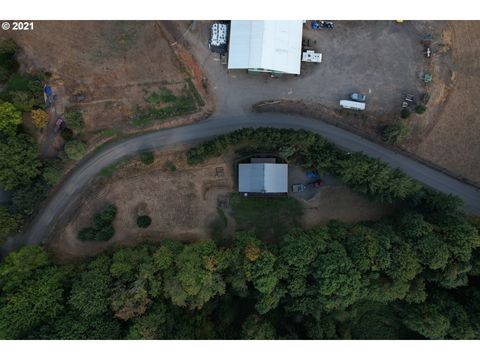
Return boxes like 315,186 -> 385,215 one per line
350,93 -> 366,102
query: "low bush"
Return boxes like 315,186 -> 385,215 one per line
415,105 -> 427,114
137,215 -> 152,228
401,108 -> 411,119
42,166 -> 63,186
60,128 -> 74,142
140,151 -> 154,165
64,111 -> 85,131
382,122 -> 410,145
64,140 -> 86,160
78,204 -> 117,242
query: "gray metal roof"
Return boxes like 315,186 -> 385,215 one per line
228,21 -> 303,75
238,163 -> 288,193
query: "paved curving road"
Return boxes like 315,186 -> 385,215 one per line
1,113 -> 479,257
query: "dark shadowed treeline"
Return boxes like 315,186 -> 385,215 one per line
1,188 -> 479,340
187,128 -> 421,203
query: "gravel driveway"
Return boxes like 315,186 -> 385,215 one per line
181,20 -> 439,116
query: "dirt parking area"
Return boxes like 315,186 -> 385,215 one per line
49,151 -> 393,260
177,20 -> 435,117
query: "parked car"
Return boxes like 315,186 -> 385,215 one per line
292,184 -> 306,193
311,179 -> 324,188
319,21 -> 335,29
350,92 -> 366,102
311,20 -> 335,29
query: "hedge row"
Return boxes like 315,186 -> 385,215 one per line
187,127 -> 422,204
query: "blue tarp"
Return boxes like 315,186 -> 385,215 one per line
307,171 -> 319,179
44,85 -> 53,96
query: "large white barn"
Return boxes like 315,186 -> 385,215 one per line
228,20 -> 303,75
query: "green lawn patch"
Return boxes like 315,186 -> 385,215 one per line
130,86 -> 198,128
101,128 -> 116,138
186,78 -> 205,107
230,193 -> 302,240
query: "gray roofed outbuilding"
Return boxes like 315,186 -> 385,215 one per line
238,163 -> 288,193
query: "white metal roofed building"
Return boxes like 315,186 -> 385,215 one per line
228,20 -> 303,75
238,163 -> 288,194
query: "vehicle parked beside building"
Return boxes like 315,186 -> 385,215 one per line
339,100 -> 366,110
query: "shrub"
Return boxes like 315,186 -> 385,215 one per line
64,140 -> 87,160
42,166 -> 63,186
11,179 -> 49,216
64,111 -> 84,131
0,39 -> 18,82
10,90 -> 36,112
78,227 -> 96,241
415,105 -> 427,114
94,204 -> 117,228
31,109 -> 49,129
140,151 -> 154,165
60,128 -> 74,141
137,215 -> 152,228
168,163 -> 176,172
0,206 -> 19,243
95,225 -> 115,242
401,108 -> 411,119
382,122 -> 410,145
0,39 -> 18,54
77,204 -> 117,242
3,74 -> 44,108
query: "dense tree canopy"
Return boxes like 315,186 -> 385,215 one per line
1,128 -> 479,340
0,133 -> 41,190
0,206 -> 19,243
0,101 -> 22,136
1,188 -> 479,340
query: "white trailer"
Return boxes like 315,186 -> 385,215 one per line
339,100 -> 366,111
302,50 -> 322,63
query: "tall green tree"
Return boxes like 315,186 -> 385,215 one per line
0,266 -> 67,339
69,256 -> 113,317
0,101 -> 22,136
163,240 -> 228,309
0,206 -> 20,243
313,241 -> 362,312
0,133 -> 41,190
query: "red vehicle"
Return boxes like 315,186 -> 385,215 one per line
54,116 -> 66,133
312,179 -> 324,188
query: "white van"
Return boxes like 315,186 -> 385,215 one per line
339,100 -> 366,111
